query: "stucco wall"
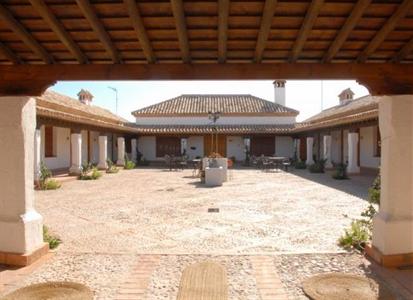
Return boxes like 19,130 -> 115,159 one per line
136,115 -> 296,125
227,136 -> 244,161
275,136 -> 293,158
360,126 -> 380,169
42,126 -> 71,170
187,136 -> 203,159
138,136 -> 156,161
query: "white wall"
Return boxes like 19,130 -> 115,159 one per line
136,115 -> 296,125
89,131 -> 100,164
81,130 -> 88,164
275,136 -> 293,158
187,136 -> 203,159
227,136 -> 244,161
138,136 -> 156,161
42,126 -> 71,170
360,126 -> 380,169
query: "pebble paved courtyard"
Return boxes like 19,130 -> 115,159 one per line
2,167 -> 404,299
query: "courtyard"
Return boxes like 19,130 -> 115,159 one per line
4,167 -> 410,299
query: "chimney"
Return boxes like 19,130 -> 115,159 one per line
273,80 -> 286,106
77,89 -> 94,106
338,88 -> 355,105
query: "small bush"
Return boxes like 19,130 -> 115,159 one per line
124,156 -> 136,170
294,160 -> 307,169
332,163 -> 349,180
79,163 -> 102,180
308,159 -> 327,173
38,163 -> 61,190
43,225 -> 61,249
44,179 -> 61,190
106,159 -> 119,174
338,220 -> 370,251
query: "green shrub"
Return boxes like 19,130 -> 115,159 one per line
38,163 -> 61,190
294,160 -> 307,169
124,156 -> 136,170
308,159 -> 327,173
332,163 -> 349,180
338,220 -> 370,251
79,163 -> 102,180
106,159 -> 119,174
43,225 -> 61,249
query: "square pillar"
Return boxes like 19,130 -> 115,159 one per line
69,132 -> 82,175
371,95 -> 413,267
323,135 -> 333,169
295,138 -> 301,161
347,132 -> 360,174
0,97 -> 47,264
131,138 -> 137,163
97,135 -> 108,170
116,137 -> 125,166
306,137 -> 314,165
33,126 -> 41,185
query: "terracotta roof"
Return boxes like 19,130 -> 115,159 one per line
131,124 -> 294,135
132,94 -> 299,116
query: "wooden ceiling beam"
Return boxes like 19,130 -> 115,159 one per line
254,0 -> 277,63
323,0 -> 371,63
0,4 -> 53,64
1,63 -> 413,95
75,0 -> 122,64
123,0 -> 156,63
170,0 -> 190,63
0,41 -> 22,64
218,0 -> 230,63
392,37 -> 413,63
290,0 -> 324,63
358,0 -> 413,63
29,0 -> 88,64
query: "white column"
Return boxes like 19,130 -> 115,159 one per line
372,95 -> 413,257
97,135 -> 108,169
306,137 -> 314,165
34,127 -> 42,184
131,138 -> 137,163
295,138 -> 301,161
116,137 -> 125,166
323,135 -> 333,168
347,132 -> 360,174
0,97 -> 44,254
69,133 -> 82,175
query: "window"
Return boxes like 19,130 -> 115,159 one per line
44,126 -> 56,157
374,126 -> 381,157
156,137 -> 181,157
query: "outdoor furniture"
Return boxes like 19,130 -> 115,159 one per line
191,159 -> 202,177
177,261 -> 228,300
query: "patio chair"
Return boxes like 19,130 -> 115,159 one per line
164,154 -> 172,170
282,158 -> 291,171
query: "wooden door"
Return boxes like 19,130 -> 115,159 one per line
300,137 -> 307,161
204,134 -> 227,157
251,136 -> 275,156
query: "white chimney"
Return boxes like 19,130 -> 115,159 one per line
273,80 -> 286,106
77,89 -> 94,106
338,88 -> 354,105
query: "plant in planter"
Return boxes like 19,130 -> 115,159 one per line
124,156 -> 136,170
332,163 -> 349,180
38,162 -> 61,190
294,160 -> 307,169
106,159 -> 119,174
79,162 -> 102,180
308,159 -> 327,173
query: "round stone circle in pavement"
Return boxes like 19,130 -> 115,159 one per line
1,281 -> 93,300
302,273 -> 395,300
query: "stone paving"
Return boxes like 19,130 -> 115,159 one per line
2,167 -> 408,299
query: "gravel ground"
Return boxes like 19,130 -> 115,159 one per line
0,168 -> 377,299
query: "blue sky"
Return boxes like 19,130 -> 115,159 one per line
50,80 -> 369,122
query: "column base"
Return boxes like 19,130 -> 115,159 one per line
69,165 -> 82,175
306,160 -> 314,166
116,159 -> 125,166
0,243 -> 49,266
365,244 -> 413,268
97,162 -> 108,170
372,212 -> 413,256
347,166 -> 360,174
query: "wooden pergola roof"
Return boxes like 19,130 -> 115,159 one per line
1,1 -> 413,96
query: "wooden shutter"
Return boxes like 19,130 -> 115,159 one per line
45,126 -> 54,157
251,136 -> 275,156
156,137 -> 181,157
